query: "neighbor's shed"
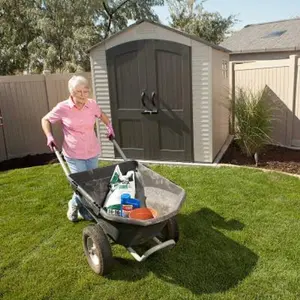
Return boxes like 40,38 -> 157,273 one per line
88,20 -> 230,163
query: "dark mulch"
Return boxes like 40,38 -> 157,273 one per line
1,141 -> 300,175
220,140 -> 300,175
0,153 -> 58,172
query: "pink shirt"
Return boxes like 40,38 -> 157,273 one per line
45,97 -> 102,159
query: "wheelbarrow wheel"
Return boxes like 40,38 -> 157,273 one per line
82,224 -> 113,275
157,217 -> 179,243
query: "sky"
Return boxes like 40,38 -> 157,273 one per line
152,0 -> 300,30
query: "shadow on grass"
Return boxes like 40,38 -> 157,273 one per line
107,207 -> 258,295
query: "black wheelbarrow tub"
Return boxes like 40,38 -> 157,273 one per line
68,160 -> 186,246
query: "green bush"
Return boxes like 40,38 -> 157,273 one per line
231,88 -> 273,160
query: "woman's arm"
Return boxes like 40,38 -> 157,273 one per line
41,116 -> 53,137
41,114 -> 58,151
41,103 -> 62,137
99,111 -> 111,126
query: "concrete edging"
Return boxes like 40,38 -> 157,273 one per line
218,163 -> 300,179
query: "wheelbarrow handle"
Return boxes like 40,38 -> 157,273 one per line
53,146 -> 70,176
109,136 -> 128,161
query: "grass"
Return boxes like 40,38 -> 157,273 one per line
1,162 -> 300,299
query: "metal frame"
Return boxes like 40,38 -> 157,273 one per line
127,238 -> 175,262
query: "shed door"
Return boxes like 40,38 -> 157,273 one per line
106,39 -> 193,161
106,40 -> 149,159
147,40 -> 193,161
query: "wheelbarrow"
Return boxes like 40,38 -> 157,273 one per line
54,138 -> 186,275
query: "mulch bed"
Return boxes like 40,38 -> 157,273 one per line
1,141 -> 300,175
220,140 -> 300,175
0,153 -> 58,172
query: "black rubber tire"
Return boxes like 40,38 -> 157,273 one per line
82,224 -> 113,275
157,217 -> 179,243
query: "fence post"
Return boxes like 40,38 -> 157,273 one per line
286,55 -> 298,146
229,61 -> 235,135
43,69 -> 51,75
43,70 -> 51,112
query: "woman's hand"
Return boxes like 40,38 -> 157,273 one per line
46,134 -> 57,151
100,112 -> 115,139
106,122 -> 115,139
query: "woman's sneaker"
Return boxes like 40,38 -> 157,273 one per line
78,207 -> 94,221
67,200 -> 78,222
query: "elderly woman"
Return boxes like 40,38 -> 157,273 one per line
41,75 -> 114,222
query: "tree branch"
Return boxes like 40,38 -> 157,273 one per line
113,0 -> 132,14
103,0 -> 134,39
103,2 -> 112,17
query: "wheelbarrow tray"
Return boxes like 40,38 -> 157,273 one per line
68,160 -> 186,247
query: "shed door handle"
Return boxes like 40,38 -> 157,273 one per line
141,90 -> 146,107
140,91 -> 158,115
151,91 -> 156,107
151,91 -> 158,113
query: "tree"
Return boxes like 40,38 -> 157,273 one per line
27,0 -> 100,73
0,0 -> 39,75
0,0 -> 164,75
167,0 -> 238,45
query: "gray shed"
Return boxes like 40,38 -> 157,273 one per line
89,20 -> 230,163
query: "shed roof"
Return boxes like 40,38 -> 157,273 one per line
88,19 -> 230,53
220,18 -> 300,54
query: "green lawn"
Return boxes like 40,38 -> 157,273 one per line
1,162 -> 300,300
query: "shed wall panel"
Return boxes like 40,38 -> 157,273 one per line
90,51 -> 114,158
212,49 -> 230,160
191,41 -> 212,162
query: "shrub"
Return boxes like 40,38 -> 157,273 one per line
231,88 -> 273,163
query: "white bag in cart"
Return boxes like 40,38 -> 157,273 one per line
103,165 -> 136,208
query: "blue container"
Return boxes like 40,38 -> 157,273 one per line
121,193 -> 131,202
121,194 -> 140,209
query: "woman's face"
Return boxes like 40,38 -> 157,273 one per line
72,84 -> 89,103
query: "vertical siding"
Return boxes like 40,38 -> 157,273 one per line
191,41 -> 213,162
292,57 -> 300,145
297,57 -> 300,114
211,49 -> 230,160
0,75 -> 49,159
90,49 -> 115,158
0,125 -> 6,162
0,72 -> 92,161
234,60 -> 290,146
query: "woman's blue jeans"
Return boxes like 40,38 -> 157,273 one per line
64,155 -> 99,221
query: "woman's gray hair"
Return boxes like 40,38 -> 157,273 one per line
68,75 -> 89,93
